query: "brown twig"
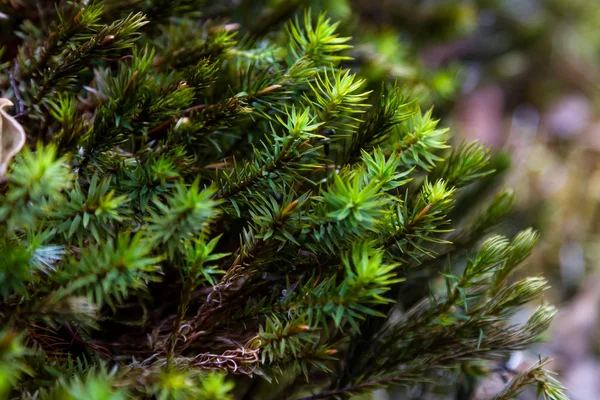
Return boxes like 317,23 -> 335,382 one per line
64,322 -> 113,360
146,103 -> 206,137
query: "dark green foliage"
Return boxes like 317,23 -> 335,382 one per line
0,1 -> 565,399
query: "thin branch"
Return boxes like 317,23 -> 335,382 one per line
147,103 -> 206,137
7,65 -> 24,114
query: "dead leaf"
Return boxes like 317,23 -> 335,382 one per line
0,98 -> 26,177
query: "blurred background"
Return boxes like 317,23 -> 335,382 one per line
292,0 -> 600,398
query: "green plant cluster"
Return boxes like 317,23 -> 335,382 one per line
0,1 -> 566,399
